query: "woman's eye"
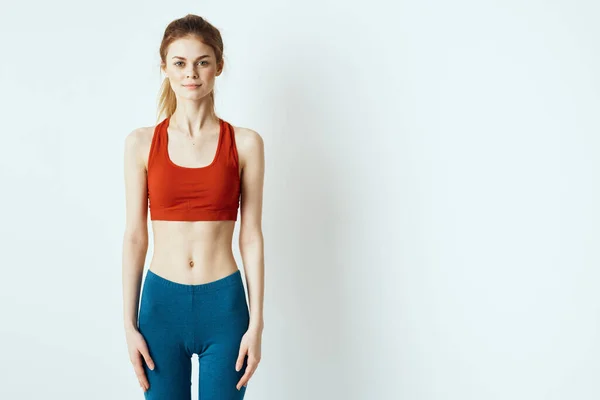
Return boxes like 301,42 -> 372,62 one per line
174,61 -> 208,67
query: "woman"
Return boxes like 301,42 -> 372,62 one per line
122,14 -> 265,399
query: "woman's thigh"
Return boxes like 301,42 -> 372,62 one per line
194,272 -> 250,399
138,271 -> 196,399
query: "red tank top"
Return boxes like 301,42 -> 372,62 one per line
147,116 -> 241,221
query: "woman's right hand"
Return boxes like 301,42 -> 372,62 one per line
126,327 -> 155,393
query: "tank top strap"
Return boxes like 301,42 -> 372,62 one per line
218,118 -> 239,168
148,116 -> 169,170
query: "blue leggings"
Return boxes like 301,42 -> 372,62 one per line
138,268 -> 250,399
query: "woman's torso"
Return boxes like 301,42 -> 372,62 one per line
139,117 -> 243,285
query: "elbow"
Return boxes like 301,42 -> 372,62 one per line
123,230 -> 148,246
239,229 -> 263,246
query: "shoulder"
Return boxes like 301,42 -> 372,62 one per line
125,125 -> 154,146
230,125 -> 264,168
124,125 -> 156,168
230,124 -> 264,153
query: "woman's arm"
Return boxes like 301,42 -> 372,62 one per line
122,128 -> 150,332
238,128 -> 266,332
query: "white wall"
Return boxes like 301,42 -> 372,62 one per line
1,1 -> 598,399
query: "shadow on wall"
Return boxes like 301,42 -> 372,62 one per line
264,43 -> 370,400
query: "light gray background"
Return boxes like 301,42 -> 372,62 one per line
1,1 -> 598,399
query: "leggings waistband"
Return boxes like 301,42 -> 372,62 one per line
145,268 -> 242,293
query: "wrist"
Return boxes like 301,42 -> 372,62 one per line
124,322 -> 138,333
248,320 -> 264,332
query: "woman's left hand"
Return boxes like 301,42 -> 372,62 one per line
235,326 -> 262,390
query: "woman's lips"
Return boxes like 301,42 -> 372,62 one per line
183,84 -> 200,89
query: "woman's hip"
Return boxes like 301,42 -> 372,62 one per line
138,268 -> 249,328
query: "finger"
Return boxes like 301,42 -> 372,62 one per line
240,371 -> 253,388
236,366 -> 255,390
235,346 -> 247,372
243,361 -> 260,385
133,361 -> 150,388
138,344 -> 155,371
135,371 -> 149,390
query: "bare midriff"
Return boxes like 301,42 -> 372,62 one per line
149,220 -> 238,285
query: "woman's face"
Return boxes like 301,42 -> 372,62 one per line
161,37 -> 222,101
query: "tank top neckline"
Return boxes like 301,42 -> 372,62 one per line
163,115 -> 224,170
